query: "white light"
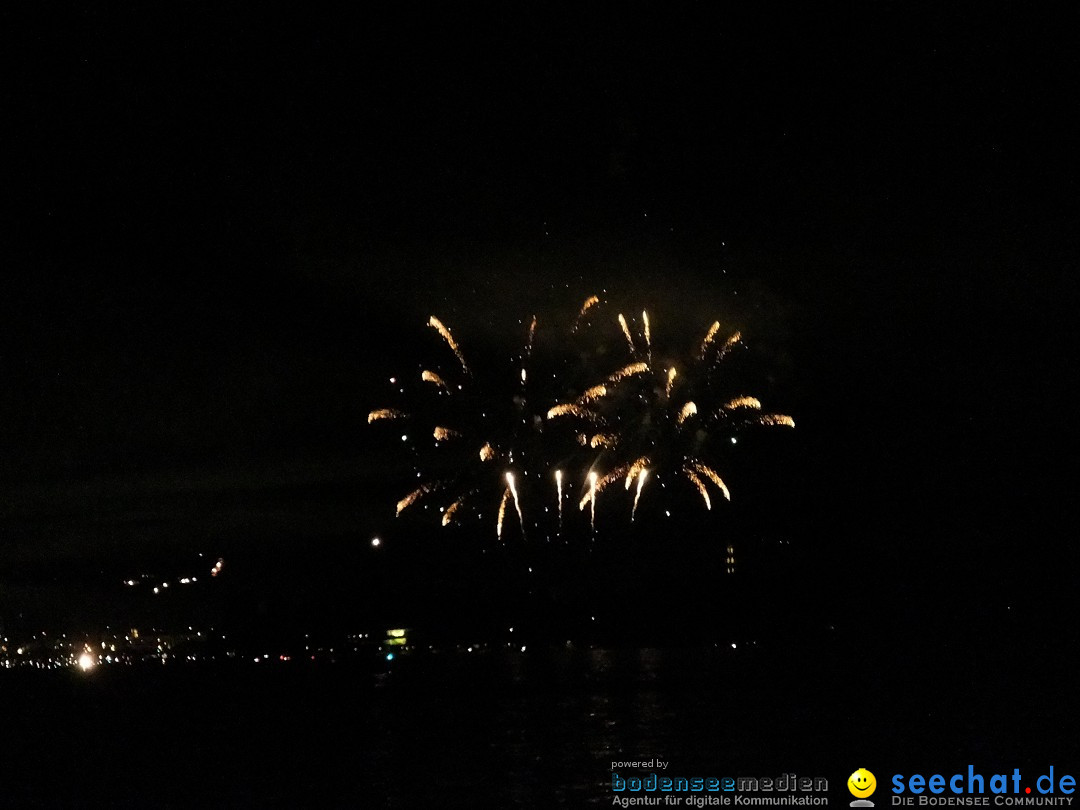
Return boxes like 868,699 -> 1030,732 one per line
731,643 -> 737,649
509,627 -> 514,633
78,653 -> 95,672
520,646 -> 526,653
371,537 -> 381,548
731,437 -> 737,444
401,435 -> 408,442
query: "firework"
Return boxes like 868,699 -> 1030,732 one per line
374,299 -> 791,537
605,362 -> 650,385
718,330 -> 742,360
589,433 -> 615,448
397,483 -> 434,516
587,471 -> 598,534
428,316 -> 469,372
631,469 -> 648,521
555,469 -> 564,531
368,408 -> 406,424
723,396 -> 762,411
564,313 -> 791,522
618,314 -> 636,353
758,414 -> 795,427
421,370 -> 450,390
676,401 -> 698,425
576,384 -> 608,404
374,314 -> 549,532
624,456 -> 650,489
682,465 -> 712,510
547,403 -> 604,422
699,321 -> 721,358
506,472 -> 526,538
573,295 -> 600,331
689,459 -> 731,501
578,464 -> 631,510
442,495 -> 466,527
496,487 -> 510,540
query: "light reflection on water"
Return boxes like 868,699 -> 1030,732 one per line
6,637 -> 1066,807
370,645 -> 769,808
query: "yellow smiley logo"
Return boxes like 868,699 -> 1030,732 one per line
848,768 -> 877,798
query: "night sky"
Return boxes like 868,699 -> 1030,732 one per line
3,6 -> 1077,645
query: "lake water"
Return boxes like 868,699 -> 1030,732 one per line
5,637 -> 1075,807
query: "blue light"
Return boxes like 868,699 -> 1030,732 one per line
386,653 -> 395,661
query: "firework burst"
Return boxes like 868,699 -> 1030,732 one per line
550,305 -> 793,522
369,315 -> 555,539
372,296 -> 792,540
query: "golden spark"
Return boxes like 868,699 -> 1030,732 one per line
588,471 -> 598,534
479,442 -> 497,461
555,469 -> 564,530
690,460 -> 731,501
442,495 -> 466,527
700,321 -> 721,358
573,295 -> 600,331
632,469 -> 649,521
428,316 -> 469,372
433,426 -> 460,441
421,370 -> 449,390
396,483 -> 433,516
666,367 -> 677,398
723,396 -> 762,411
718,330 -> 742,359
589,433 -> 615,448
576,384 -> 608,404
506,472 -> 525,538
618,314 -> 636,353
580,465 -> 631,509
606,362 -> 650,384
367,408 -> 406,424
682,466 -> 712,510
758,414 -> 795,427
624,456 -> 650,490
547,403 -> 603,422
676,401 -> 698,425
496,487 -> 509,540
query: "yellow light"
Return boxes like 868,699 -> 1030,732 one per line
428,316 -> 469,372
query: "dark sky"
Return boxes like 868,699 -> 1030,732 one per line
3,5 -> 1077,637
